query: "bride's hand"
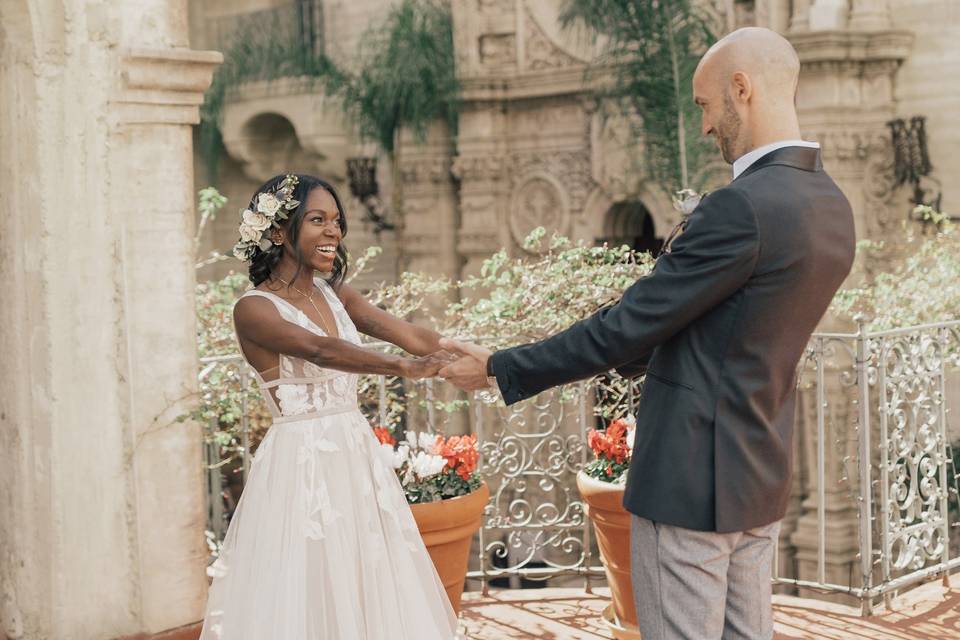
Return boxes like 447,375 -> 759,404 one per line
401,350 -> 457,379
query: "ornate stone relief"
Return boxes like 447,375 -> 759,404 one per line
452,154 -> 507,183
507,149 -> 593,212
590,110 -> 645,200
509,173 -> 570,251
397,156 -> 452,185
480,34 -> 517,67
523,7 -> 582,71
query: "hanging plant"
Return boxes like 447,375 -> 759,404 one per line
336,0 -> 459,154
560,0 -> 718,192
198,0 -> 458,183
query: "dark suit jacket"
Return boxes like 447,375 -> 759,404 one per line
489,147 -> 855,533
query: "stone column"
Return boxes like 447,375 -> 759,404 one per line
849,0 -> 892,30
755,0 -> 793,33
396,121 -> 460,289
0,1 -> 220,638
790,0 -> 812,32
112,45 -> 223,635
808,0 -> 849,31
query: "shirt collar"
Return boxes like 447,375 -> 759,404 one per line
732,140 -> 821,179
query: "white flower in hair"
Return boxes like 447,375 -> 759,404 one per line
242,208 -> 272,232
256,192 -> 282,217
232,242 -> 253,262
233,174 -> 300,263
238,222 -> 259,243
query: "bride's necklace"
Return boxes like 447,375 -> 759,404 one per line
276,276 -> 336,337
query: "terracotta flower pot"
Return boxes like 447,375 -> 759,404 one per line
577,471 -> 639,636
410,481 -> 489,615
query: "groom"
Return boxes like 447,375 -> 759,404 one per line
440,27 -> 855,640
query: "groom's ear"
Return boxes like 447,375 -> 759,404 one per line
731,71 -> 753,104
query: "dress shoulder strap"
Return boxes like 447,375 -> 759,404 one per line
237,289 -> 302,324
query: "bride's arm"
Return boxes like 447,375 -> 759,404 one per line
234,296 -> 445,379
337,284 -> 444,357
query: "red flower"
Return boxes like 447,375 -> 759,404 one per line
436,434 -> 479,480
587,419 -> 631,465
372,427 -> 396,446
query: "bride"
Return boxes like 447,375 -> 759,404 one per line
200,174 -> 459,639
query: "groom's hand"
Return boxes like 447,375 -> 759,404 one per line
438,338 -> 493,391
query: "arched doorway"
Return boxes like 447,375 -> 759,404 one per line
597,200 -> 663,256
239,111 -> 318,178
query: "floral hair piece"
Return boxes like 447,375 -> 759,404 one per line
232,174 -> 301,262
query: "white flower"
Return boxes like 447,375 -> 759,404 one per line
410,451 -> 447,479
419,431 -> 439,452
377,442 -> 398,468
275,384 -> 311,415
673,188 -> 704,216
256,193 -> 282,217
392,444 -> 410,469
626,424 -> 636,450
232,241 -> 254,262
238,222 -> 260,243
404,431 -> 418,449
243,208 -> 272,232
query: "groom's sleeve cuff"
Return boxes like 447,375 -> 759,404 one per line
487,350 -> 525,406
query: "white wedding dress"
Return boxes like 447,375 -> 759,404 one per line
200,279 -> 458,639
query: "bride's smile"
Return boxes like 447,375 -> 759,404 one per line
297,186 -> 344,272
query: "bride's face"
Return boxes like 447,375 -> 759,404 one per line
295,187 -> 343,273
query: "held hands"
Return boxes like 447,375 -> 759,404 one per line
437,338 -> 494,392
402,350 -> 457,380
399,338 -> 495,391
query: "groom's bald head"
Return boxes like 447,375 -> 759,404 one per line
693,28 -> 802,164
697,28 -> 800,101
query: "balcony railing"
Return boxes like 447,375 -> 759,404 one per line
208,1 -> 324,64
200,320 -> 960,615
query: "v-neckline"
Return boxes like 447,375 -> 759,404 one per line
257,285 -> 341,341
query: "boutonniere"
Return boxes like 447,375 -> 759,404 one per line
661,188 -> 708,255
672,188 -> 706,216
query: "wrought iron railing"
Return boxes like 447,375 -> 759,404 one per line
200,320 -> 960,614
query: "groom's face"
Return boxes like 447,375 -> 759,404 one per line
694,73 -> 745,164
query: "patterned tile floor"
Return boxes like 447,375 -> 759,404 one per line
459,575 -> 960,639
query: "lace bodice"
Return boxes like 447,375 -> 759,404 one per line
238,278 -> 363,422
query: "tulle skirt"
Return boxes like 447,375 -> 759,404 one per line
200,407 -> 459,639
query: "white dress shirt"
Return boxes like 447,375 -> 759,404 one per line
732,140 -> 820,180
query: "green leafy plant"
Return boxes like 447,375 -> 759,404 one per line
335,0 -> 459,153
831,206 -> 960,331
560,0 -> 718,191
198,6 -> 345,182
